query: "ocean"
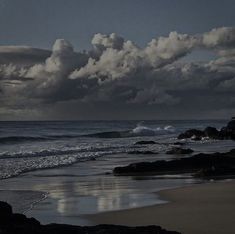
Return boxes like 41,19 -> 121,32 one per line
0,120 -> 234,225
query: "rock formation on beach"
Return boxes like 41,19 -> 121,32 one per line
194,166 -> 235,178
134,140 -> 157,145
178,118 -> 235,140
166,147 -> 194,155
0,201 -> 181,234
113,149 -> 235,177
128,150 -> 158,155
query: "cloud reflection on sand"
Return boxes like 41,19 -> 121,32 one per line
32,174 -> 160,215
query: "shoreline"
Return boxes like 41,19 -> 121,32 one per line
0,152 -> 198,226
0,189 -> 47,214
85,179 -> 235,234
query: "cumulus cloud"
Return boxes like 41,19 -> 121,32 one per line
1,26 -> 235,120
202,27 -> 235,48
91,33 -> 124,51
70,31 -> 198,82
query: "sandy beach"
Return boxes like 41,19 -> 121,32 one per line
87,180 -> 235,234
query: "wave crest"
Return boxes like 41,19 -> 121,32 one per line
131,125 -> 175,136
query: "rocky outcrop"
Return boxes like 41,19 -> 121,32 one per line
113,149 -> 235,176
0,202 -> 181,234
227,118 -> 235,129
134,140 -> 157,145
166,147 -> 194,155
128,151 -> 158,155
177,118 -> 235,140
0,201 -> 12,217
42,224 -> 180,234
194,166 -> 235,179
178,129 -> 205,140
0,201 -> 40,234
173,142 -> 185,146
204,127 -> 219,138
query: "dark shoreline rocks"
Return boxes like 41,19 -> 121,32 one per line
134,140 -> 157,145
0,202 -> 180,234
166,147 -> 194,155
178,129 -> 205,140
128,150 -> 158,155
178,118 -> 235,140
113,149 -> 235,177
173,142 -> 185,146
194,166 -> 235,179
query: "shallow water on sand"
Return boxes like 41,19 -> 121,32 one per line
0,152 -> 200,225
0,120 -> 235,225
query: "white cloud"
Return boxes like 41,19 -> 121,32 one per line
1,26 -> 235,119
202,27 -> 235,48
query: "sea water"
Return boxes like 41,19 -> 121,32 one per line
0,120 -> 235,225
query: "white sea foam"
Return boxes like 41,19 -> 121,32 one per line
131,125 -> 175,136
0,151 -> 112,179
0,120 -> 228,181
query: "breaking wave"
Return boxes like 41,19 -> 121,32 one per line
131,125 -> 175,136
0,125 -> 176,144
85,125 -> 175,138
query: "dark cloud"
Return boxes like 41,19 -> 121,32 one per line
0,27 -> 235,120
0,46 -> 51,66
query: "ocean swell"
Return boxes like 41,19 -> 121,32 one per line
84,125 -> 175,138
0,145 -> 125,160
0,136 -> 49,144
0,125 -> 176,144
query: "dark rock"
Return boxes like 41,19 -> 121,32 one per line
128,151 -> 158,155
177,118 -> 235,140
0,201 -> 12,217
173,142 -> 185,146
134,140 -> 156,145
219,127 -> 235,140
11,213 -> 41,226
42,224 -> 180,234
178,129 -> 205,140
195,166 -> 235,178
0,202 -> 181,234
0,201 -> 13,227
113,149 -> 235,176
166,147 -> 194,155
204,127 -> 219,138
227,119 -> 235,130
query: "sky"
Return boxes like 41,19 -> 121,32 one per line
0,0 -> 235,120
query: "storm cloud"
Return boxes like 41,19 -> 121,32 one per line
1,27 -> 235,120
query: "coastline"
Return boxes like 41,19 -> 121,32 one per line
86,179 -> 235,234
0,152 -> 198,225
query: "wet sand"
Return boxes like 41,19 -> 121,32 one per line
87,180 -> 235,234
0,190 -> 47,213
0,153 -> 196,225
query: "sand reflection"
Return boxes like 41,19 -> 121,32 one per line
33,174 -> 158,215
